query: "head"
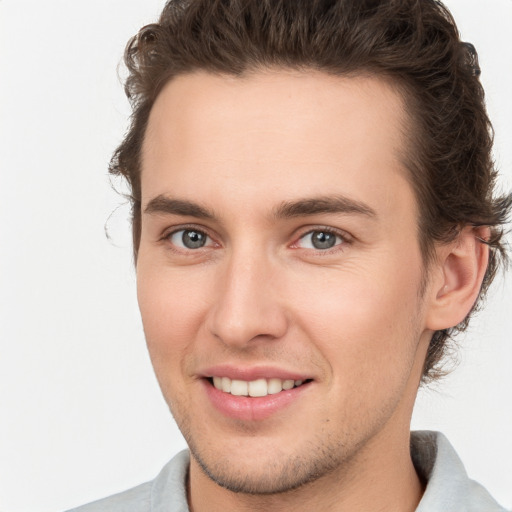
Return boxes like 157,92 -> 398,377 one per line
114,0 -> 512,501
112,0 -> 510,383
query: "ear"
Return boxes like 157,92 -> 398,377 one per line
425,226 -> 490,331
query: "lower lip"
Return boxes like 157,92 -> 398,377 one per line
203,380 -> 311,421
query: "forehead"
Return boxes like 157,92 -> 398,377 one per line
141,69 -> 414,220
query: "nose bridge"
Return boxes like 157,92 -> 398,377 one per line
208,243 -> 287,347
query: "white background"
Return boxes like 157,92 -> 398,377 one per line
0,1 -> 511,511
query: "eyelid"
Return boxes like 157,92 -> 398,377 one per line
161,224 -> 219,250
291,225 -> 353,250
159,223 -> 352,252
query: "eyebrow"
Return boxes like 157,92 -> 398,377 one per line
272,195 -> 377,219
144,195 -> 215,219
143,194 -> 377,221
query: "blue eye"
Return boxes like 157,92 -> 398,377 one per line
169,229 -> 210,249
298,230 -> 344,250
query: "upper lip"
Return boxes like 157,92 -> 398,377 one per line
198,364 -> 312,382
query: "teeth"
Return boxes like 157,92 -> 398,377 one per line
248,379 -> 267,397
211,376 -> 306,397
221,377 -> 231,393
267,378 -> 283,395
282,379 -> 294,390
230,380 -> 248,396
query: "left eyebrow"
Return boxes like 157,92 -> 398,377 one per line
272,195 -> 377,219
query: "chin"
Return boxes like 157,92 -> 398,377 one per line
186,432 -> 351,495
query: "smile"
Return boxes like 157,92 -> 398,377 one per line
211,376 -> 308,397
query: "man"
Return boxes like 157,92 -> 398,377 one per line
69,0 -> 511,510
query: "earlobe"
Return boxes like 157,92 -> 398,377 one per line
426,226 -> 490,331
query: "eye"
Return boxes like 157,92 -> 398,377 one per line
168,229 -> 212,249
296,230 -> 345,250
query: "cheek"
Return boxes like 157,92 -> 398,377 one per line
292,268 -> 425,429
136,265 -> 210,370
291,259 -> 424,381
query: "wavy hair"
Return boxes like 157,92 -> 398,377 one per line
111,0 -> 511,381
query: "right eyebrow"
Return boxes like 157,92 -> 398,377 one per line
143,195 -> 216,220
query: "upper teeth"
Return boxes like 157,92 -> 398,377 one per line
212,377 -> 304,397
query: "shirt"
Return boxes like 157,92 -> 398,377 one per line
66,431 -> 508,511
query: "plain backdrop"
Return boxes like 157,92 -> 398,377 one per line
0,1 -> 511,511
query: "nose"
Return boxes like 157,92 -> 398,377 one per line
206,250 -> 288,348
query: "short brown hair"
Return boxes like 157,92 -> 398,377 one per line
111,0 -> 511,381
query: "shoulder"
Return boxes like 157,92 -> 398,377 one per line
65,482 -> 152,512
412,431 -> 508,512
65,450 -> 190,512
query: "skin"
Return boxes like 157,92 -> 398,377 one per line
136,70 -> 487,512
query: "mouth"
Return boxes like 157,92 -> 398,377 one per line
208,376 -> 312,397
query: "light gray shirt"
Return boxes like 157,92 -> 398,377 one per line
66,431 -> 507,511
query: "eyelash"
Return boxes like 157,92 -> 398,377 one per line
292,227 -> 351,254
162,225 -> 217,253
161,225 -> 352,254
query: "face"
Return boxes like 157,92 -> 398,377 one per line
137,70 -> 434,494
